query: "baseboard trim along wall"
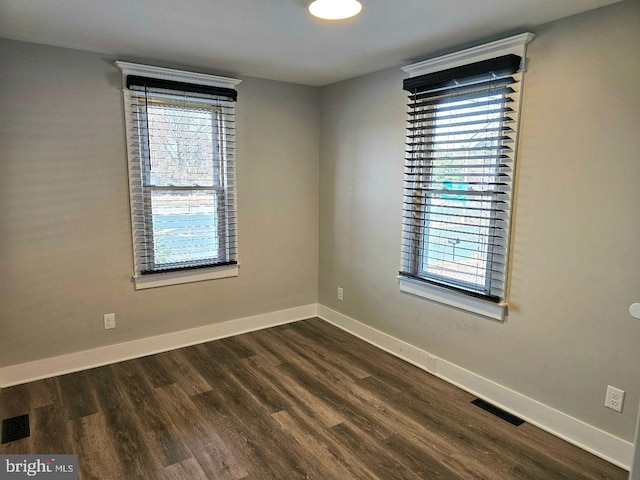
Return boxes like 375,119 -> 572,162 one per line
0,304 -> 318,388
0,302 -> 632,470
316,304 -> 633,471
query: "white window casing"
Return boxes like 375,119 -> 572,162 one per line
115,62 -> 241,290
399,33 -> 534,321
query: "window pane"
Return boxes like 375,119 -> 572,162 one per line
422,195 -> 493,289
150,190 -> 220,267
421,94 -> 503,290
146,103 -> 218,187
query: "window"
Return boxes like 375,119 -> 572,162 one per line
398,34 -> 533,320
116,62 -> 241,289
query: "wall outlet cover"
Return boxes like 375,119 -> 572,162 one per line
104,313 -> 116,330
605,385 -> 625,413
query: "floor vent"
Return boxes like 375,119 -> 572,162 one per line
1,414 -> 30,444
471,399 -> 524,426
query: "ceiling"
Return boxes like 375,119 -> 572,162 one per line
0,0 -> 622,86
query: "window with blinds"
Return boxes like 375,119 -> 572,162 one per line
400,54 -> 523,302
119,69 -> 239,284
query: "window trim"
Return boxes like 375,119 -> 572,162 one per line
115,61 -> 241,289
401,33 -> 535,79
398,275 -> 506,322
399,33 -> 534,321
134,263 -> 239,290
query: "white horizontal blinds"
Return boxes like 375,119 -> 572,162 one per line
400,55 -> 522,301
123,76 -> 237,275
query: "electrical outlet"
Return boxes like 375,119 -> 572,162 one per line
104,313 -> 116,330
337,287 -> 344,301
605,385 -> 625,413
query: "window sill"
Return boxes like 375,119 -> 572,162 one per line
134,264 -> 239,290
397,275 -> 507,322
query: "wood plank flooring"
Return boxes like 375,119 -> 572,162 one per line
0,318 -> 627,479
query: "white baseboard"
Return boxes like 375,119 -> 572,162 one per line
317,304 -> 633,471
0,304 -> 318,388
1,301 -> 633,471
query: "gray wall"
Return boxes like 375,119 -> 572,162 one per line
0,39 -> 320,366
318,0 -> 640,441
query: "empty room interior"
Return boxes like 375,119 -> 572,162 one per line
1,0 -> 639,478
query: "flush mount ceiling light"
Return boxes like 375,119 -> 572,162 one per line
308,0 -> 363,20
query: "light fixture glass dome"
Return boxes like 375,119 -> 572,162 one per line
308,0 -> 363,20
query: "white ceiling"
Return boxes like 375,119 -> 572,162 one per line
0,0 -> 621,86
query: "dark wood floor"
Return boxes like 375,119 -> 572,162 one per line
0,318 -> 626,479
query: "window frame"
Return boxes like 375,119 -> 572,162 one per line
136,98 -> 227,273
414,92 -> 507,297
398,33 -> 535,322
115,62 -> 241,290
